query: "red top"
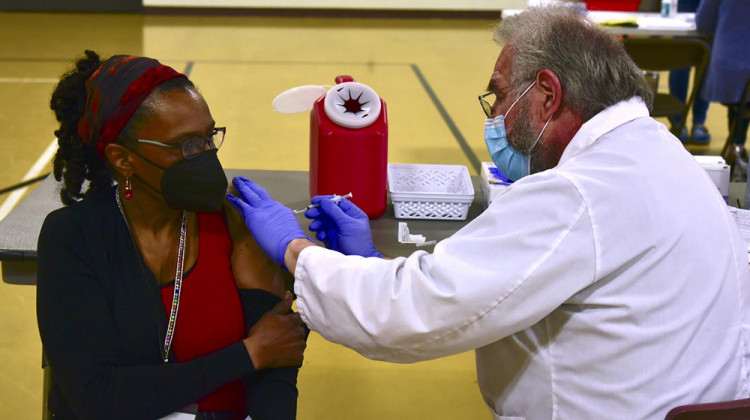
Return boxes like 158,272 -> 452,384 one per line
160,212 -> 246,414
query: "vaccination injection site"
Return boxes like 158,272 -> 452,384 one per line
1,0 -> 750,419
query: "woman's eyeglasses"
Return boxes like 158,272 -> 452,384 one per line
136,127 -> 226,160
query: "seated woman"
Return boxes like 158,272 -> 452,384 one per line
37,50 -> 306,420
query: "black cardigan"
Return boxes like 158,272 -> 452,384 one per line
36,187 -> 298,420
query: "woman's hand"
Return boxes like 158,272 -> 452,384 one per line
243,292 -> 306,370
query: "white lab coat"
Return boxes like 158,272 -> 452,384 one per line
294,98 -> 750,420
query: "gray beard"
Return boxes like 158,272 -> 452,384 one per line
507,100 -> 548,175
507,99 -> 538,156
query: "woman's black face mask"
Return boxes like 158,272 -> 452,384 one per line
130,148 -> 228,212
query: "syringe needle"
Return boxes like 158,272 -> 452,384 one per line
293,192 -> 353,214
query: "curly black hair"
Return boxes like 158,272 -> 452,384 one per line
49,50 -> 195,205
50,50 -> 108,205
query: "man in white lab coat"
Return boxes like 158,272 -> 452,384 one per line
228,5 -> 750,420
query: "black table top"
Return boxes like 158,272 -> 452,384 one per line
0,168 -> 487,262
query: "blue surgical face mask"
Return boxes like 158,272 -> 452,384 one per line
484,81 -> 550,182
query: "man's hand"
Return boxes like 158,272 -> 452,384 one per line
226,177 -> 308,267
305,196 -> 382,258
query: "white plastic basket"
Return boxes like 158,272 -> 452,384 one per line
388,163 -> 475,220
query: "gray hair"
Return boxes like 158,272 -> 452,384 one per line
493,5 -> 652,120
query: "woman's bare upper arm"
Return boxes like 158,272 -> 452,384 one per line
223,198 -> 286,297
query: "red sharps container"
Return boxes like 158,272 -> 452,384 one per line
309,75 -> 388,219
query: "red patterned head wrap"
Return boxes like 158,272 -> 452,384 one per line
77,55 -> 186,157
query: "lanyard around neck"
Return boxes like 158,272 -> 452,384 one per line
116,187 -> 188,363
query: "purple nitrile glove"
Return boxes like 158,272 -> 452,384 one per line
489,166 -> 513,184
305,195 -> 383,258
226,177 -> 308,267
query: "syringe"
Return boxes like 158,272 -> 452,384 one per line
293,192 -> 353,214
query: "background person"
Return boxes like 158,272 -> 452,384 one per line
696,0 -> 750,180
37,51 -> 306,420
229,6 -> 750,420
668,0 -> 711,143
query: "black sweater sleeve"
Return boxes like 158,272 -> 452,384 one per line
239,289 -> 303,420
36,207 -> 255,420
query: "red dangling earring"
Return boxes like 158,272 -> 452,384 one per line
124,177 -> 133,200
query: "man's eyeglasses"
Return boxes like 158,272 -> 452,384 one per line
478,92 -> 496,118
478,81 -> 525,118
136,127 -> 226,160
